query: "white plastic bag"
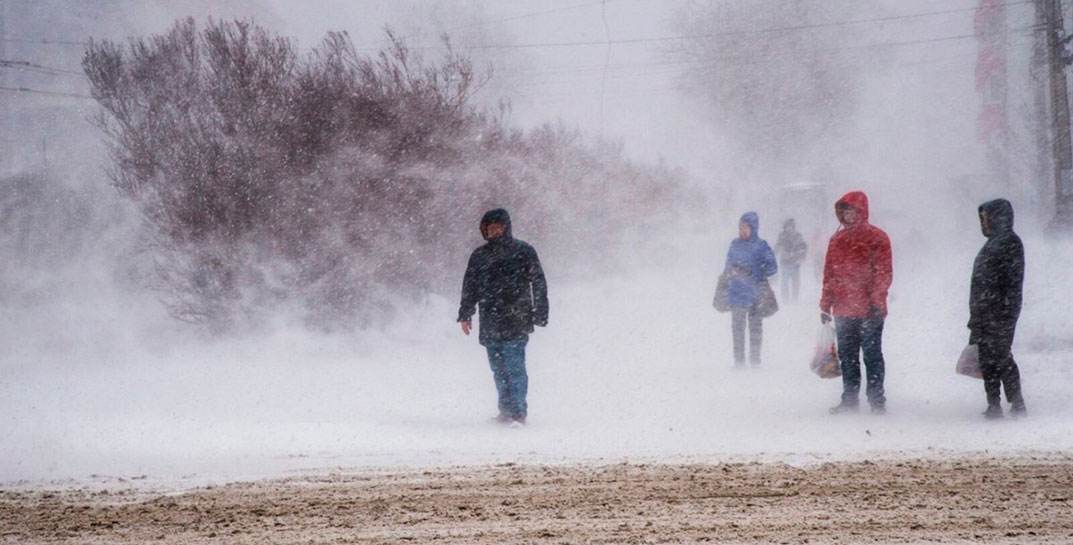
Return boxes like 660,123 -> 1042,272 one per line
810,321 -> 841,379
956,344 -> 982,379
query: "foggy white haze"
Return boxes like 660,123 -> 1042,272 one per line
2,0 -> 1072,488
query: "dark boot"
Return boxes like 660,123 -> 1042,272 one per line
869,403 -> 886,415
1009,402 -> 1027,418
983,405 -> 1003,420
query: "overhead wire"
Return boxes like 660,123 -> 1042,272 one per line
446,0 -> 613,33
347,0 -> 614,50
500,30 -> 1035,91
0,36 -> 89,48
3,0 -> 1035,55
0,59 -> 85,77
0,1 -> 1036,102
0,85 -> 93,99
508,52 -> 1002,104
447,0 -> 1035,51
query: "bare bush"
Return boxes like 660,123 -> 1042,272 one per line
83,19 -> 693,329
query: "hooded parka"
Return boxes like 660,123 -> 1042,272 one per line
458,209 -> 549,346
723,212 -> 778,308
968,198 -> 1024,344
820,191 -> 893,319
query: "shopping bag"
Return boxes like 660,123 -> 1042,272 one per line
810,321 -> 841,378
956,344 -> 982,379
755,279 -> 779,318
712,272 -> 731,313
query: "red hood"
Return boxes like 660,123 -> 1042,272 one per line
836,190 -> 870,225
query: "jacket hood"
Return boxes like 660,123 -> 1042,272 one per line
979,198 -> 1014,237
783,218 -> 796,231
480,208 -> 513,240
740,212 -> 760,239
836,191 -> 870,225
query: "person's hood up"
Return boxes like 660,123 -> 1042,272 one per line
979,198 -> 1014,237
740,211 -> 759,240
480,208 -> 513,240
835,191 -> 870,226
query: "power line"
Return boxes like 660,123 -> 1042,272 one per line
501,30 -> 1034,89
5,1 -> 1033,56
446,0 -> 1036,51
448,0 -> 612,33
0,85 -> 92,99
0,62 -> 62,78
510,53 -> 991,104
0,59 -> 84,77
0,36 -> 88,48
346,0 -> 615,50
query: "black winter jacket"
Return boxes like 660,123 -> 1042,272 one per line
458,209 -> 549,346
774,222 -> 808,267
968,199 -> 1024,344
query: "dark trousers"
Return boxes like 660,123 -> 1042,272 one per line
731,305 -> 762,365
835,316 -> 885,406
978,336 -> 1024,408
780,263 -> 801,303
486,339 -> 529,418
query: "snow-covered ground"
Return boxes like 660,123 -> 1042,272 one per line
1,233 -> 1071,488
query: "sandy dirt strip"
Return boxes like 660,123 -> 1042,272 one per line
2,455 -> 1072,544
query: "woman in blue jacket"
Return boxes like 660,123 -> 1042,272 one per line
723,212 -> 778,367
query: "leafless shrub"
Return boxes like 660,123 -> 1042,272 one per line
83,19 -> 693,330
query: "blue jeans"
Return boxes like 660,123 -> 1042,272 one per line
486,339 -> 528,419
835,317 -> 886,406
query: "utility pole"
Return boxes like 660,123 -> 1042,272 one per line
1043,0 -> 1073,229
0,0 -> 8,174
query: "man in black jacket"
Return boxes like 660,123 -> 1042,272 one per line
968,198 -> 1026,419
458,209 -> 548,426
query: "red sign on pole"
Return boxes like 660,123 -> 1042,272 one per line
975,0 -> 1008,144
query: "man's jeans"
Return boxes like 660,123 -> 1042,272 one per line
486,339 -> 528,419
835,316 -> 886,406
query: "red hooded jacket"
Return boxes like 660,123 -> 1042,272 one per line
820,191 -> 893,319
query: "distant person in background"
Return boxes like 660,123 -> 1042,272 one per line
458,208 -> 549,427
968,199 -> 1026,419
821,191 -> 893,415
723,212 -> 778,367
774,218 -> 808,303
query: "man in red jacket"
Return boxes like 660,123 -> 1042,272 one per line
820,191 -> 893,415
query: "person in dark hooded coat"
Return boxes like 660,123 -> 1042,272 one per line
774,218 -> 808,303
968,198 -> 1026,419
458,209 -> 548,426
722,212 -> 778,367
821,191 -> 893,414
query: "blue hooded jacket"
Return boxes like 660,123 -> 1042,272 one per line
723,212 -> 778,308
